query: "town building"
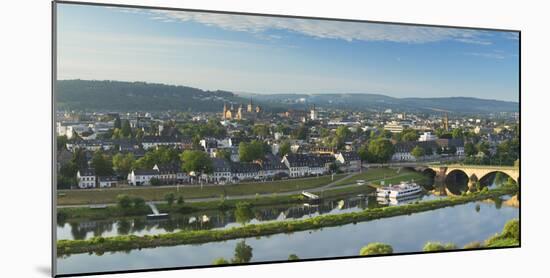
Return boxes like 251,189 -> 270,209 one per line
98,176 -> 118,188
77,168 -> 96,189
418,132 -> 437,142
335,151 -> 362,172
153,163 -> 189,184
127,169 -> 160,186
384,121 -> 407,133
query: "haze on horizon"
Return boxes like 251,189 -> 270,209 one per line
56,4 -> 520,102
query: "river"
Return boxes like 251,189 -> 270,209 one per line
57,193 -> 518,275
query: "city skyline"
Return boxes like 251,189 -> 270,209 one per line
57,4 -> 519,102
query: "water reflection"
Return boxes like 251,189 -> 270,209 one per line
57,199 -> 518,275
58,195 -> 378,240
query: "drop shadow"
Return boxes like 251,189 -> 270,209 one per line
35,265 -> 51,277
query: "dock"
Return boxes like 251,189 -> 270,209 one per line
302,191 -> 320,201
146,202 -> 169,219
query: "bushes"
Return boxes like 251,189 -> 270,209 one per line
359,243 -> 393,255
463,241 -> 482,249
212,258 -> 229,265
501,218 -> 519,239
485,218 -> 519,247
288,254 -> 300,260
117,194 -> 132,209
423,242 -> 457,252
150,178 -> 161,186
164,193 -> 175,207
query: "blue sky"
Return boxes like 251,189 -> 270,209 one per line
56,4 -> 519,102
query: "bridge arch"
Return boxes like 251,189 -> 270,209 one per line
478,171 -> 517,187
445,169 -> 469,195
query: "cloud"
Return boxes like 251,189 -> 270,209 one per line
464,52 -> 506,59
110,8 -> 499,45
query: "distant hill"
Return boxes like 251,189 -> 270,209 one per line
56,80 -> 518,114
248,93 -> 519,114
55,80 -> 247,112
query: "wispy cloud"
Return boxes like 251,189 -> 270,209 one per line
464,52 -> 506,59
106,8 -> 502,45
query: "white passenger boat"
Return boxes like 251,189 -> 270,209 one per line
376,181 -> 422,198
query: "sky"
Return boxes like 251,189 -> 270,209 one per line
56,3 -> 520,102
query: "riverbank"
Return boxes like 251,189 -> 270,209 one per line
358,218 -> 519,256
57,173 -> 354,206
58,184 -> 375,222
57,185 -> 518,256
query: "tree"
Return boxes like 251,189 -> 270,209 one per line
112,153 -> 135,176
216,149 -> 232,161
279,141 -> 291,157
57,135 -> 69,150
288,254 -> 299,260
177,195 -> 184,205
330,136 -> 345,149
452,128 -> 464,139
180,150 -> 213,174
117,194 -> 132,209
164,193 -> 175,207
252,124 -> 270,138
329,162 -> 339,173
239,140 -> 267,162
121,119 -> 132,138
275,123 -> 291,135
212,258 -> 229,265
91,151 -> 114,176
367,139 -> 394,163
132,197 -> 146,209
319,128 -> 330,138
335,126 -> 351,139
232,241 -> 253,264
134,147 -> 180,169
358,144 -> 369,161
135,129 -> 144,140
464,142 -> 476,157
359,243 -> 394,256
235,202 -> 254,225
411,146 -> 425,158
111,128 -> 124,139
400,129 -> 418,142
291,125 -> 308,140
477,141 -> 490,156
114,117 -> 121,129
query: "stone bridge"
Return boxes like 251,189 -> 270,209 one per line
366,162 -> 519,188
419,164 -> 519,190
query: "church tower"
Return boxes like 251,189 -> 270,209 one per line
247,99 -> 253,113
443,113 -> 449,131
237,104 -> 244,120
310,104 -> 318,121
222,103 -> 228,119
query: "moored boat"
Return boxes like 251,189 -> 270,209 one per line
376,181 -> 422,198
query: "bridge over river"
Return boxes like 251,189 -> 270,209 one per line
366,163 -> 519,189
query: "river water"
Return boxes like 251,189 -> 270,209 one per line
57,193 -> 518,275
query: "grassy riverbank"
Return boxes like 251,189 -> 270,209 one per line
57,174 -> 348,206
57,185 -> 518,256
58,184 -> 375,221
332,168 -> 429,187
